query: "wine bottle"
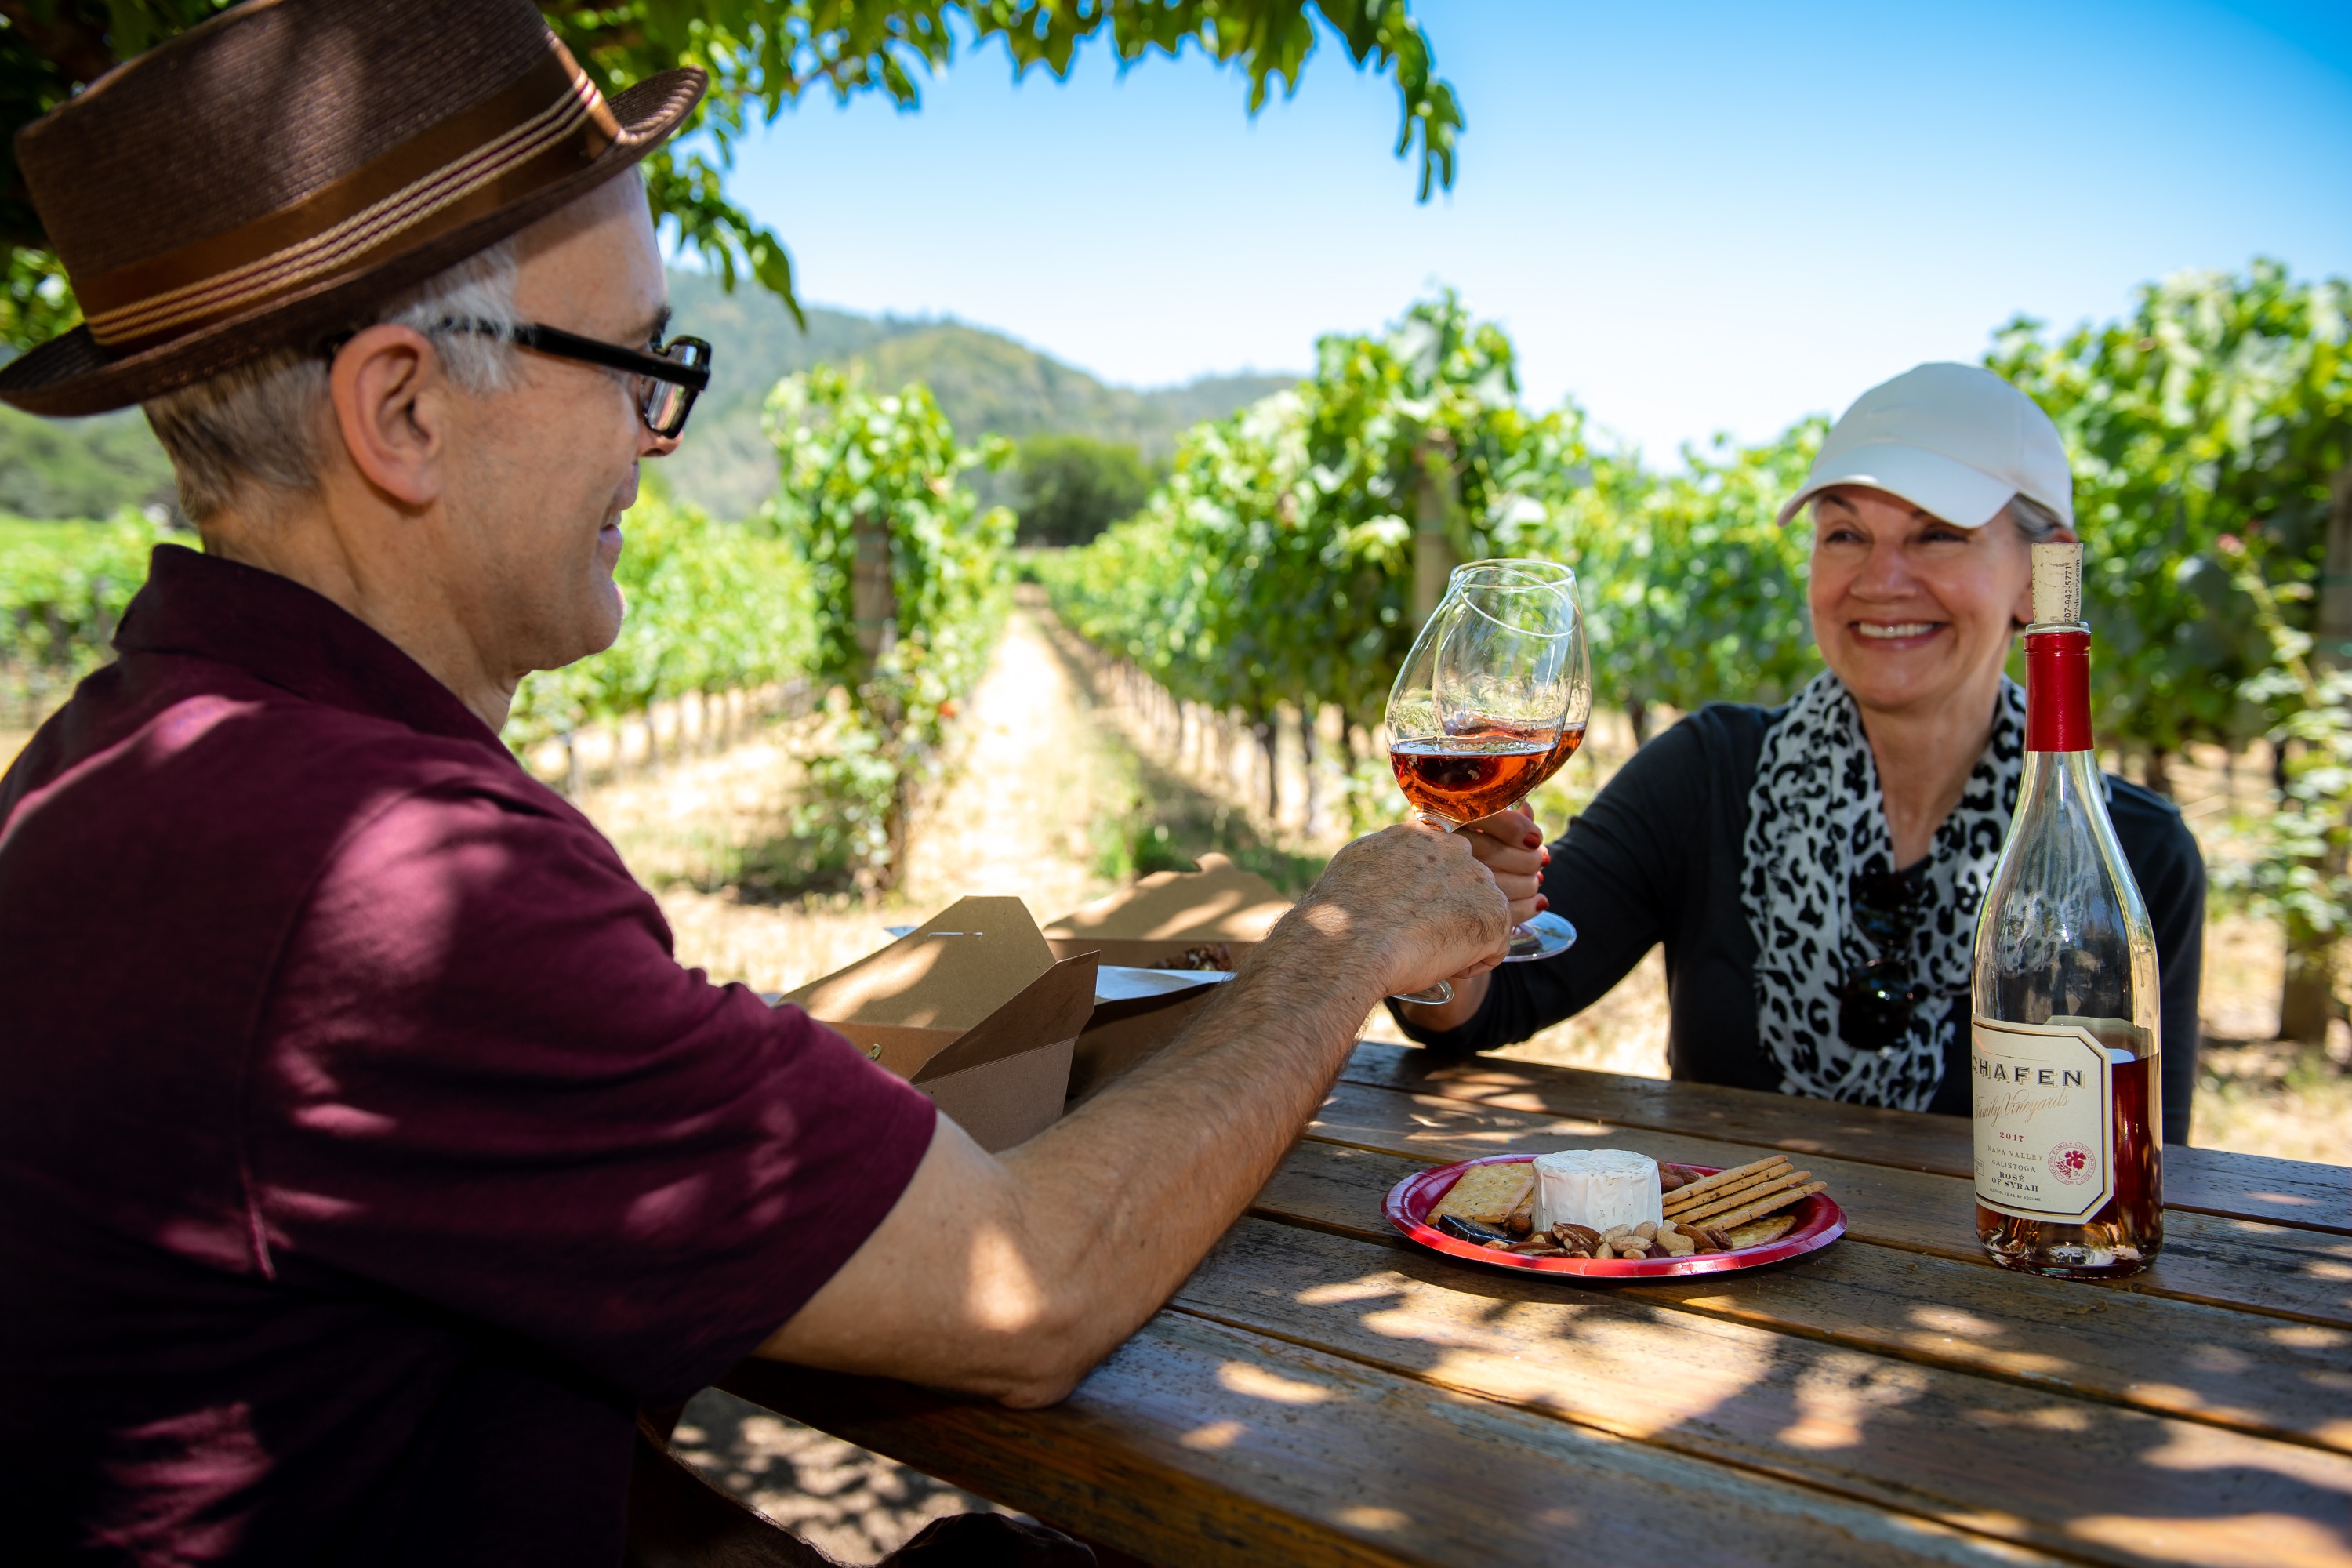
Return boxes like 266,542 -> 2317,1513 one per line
1969,542 -> 2163,1278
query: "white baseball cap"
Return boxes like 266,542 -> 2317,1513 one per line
1775,362 -> 2074,530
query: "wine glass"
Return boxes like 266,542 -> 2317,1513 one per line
1446,560 -> 1592,962
1382,577 -> 1581,1002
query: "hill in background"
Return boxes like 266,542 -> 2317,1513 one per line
662,269 -> 1294,518
0,273 -> 1297,524
0,405 -> 176,519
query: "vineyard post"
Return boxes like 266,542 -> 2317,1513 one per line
849,510 -> 914,882
1413,438 -> 1461,622
1301,702 -> 1321,838
2279,464 -> 2352,1043
1255,713 -> 1279,822
851,515 -> 896,663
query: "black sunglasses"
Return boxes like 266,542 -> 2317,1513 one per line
437,318 -> 713,439
1840,870 -> 1927,1054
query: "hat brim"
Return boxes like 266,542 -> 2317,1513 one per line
0,68 -> 706,418
1773,442 -> 2017,531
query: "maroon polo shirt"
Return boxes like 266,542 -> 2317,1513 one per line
0,544 -> 938,1566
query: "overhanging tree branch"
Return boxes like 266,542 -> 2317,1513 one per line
0,0 -> 1465,350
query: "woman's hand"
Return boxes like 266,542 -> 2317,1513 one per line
1456,808 -> 1550,927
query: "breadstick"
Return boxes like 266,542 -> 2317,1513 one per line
1675,1166 -> 1797,1222
1661,1155 -> 1788,1209
1665,1166 -> 1806,1222
1656,1161 -> 1778,1213
1663,1162 -> 1790,1216
1704,1180 -> 1827,1232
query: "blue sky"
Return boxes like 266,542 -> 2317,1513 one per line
708,0 -> 2352,462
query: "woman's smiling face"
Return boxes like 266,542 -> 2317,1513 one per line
1807,485 -> 2050,719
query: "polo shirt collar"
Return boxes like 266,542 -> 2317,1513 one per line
116,544 -> 514,757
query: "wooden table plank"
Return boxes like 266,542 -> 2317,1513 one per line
1172,1217 -> 2352,1568
1342,1044 -> 2351,1235
723,1312 -> 2064,1567
1258,1138 -> 2352,1456
1309,1078 -> 2352,1327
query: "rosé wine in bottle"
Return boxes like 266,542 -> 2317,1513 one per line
1970,543 -> 2162,1279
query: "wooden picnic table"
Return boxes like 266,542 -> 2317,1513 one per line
722,1042 -> 2352,1567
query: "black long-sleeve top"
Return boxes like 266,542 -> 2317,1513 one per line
1392,702 -> 2207,1143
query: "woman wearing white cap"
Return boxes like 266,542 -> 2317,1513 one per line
1396,363 -> 2205,1139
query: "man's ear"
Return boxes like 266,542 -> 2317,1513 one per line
328,325 -> 448,508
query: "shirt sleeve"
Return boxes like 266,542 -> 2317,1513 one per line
247,778 -> 938,1405
1391,714 -> 1711,1054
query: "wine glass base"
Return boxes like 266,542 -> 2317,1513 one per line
1390,979 -> 1454,1006
1503,910 -> 1577,963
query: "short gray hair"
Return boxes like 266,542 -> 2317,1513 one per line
2004,493 -> 2067,543
143,240 -> 521,523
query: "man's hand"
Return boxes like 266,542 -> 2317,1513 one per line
1386,809 -> 1546,1031
1284,818 -> 1513,998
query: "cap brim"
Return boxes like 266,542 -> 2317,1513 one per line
0,67 -> 706,418
1774,442 -> 2016,529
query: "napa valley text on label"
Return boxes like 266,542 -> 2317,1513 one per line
1970,1018 -> 2115,1224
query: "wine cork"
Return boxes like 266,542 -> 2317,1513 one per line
2031,541 -> 2082,626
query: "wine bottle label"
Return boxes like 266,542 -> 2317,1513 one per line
1971,1018 -> 2116,1222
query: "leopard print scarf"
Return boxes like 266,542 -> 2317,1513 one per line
1741,670 -> 2025,1110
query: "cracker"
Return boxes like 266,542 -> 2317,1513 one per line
1722,1214 -> 1796,1250
1428,1163 -> 1535,1225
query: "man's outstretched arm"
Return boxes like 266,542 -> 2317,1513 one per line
756,819 -> 1509,1406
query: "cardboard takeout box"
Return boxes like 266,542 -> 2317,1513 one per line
779,897 -> 1097,1152
1043,852 -> 1290,967
1043,855 -> 1294,1102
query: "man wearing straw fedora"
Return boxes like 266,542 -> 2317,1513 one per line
0,2 -> 1509,1562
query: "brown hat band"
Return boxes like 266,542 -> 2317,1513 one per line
75,42 -> 620,351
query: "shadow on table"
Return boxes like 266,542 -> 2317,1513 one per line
1177,1214 -> 2352,1561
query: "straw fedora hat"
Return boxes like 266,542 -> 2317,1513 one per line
0,0 -> 706,417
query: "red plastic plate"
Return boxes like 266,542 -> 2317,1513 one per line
1385,1155 -> 1846,1279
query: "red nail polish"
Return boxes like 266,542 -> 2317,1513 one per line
1523,833 -> 1542,849
1537,895 -> 1549,910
